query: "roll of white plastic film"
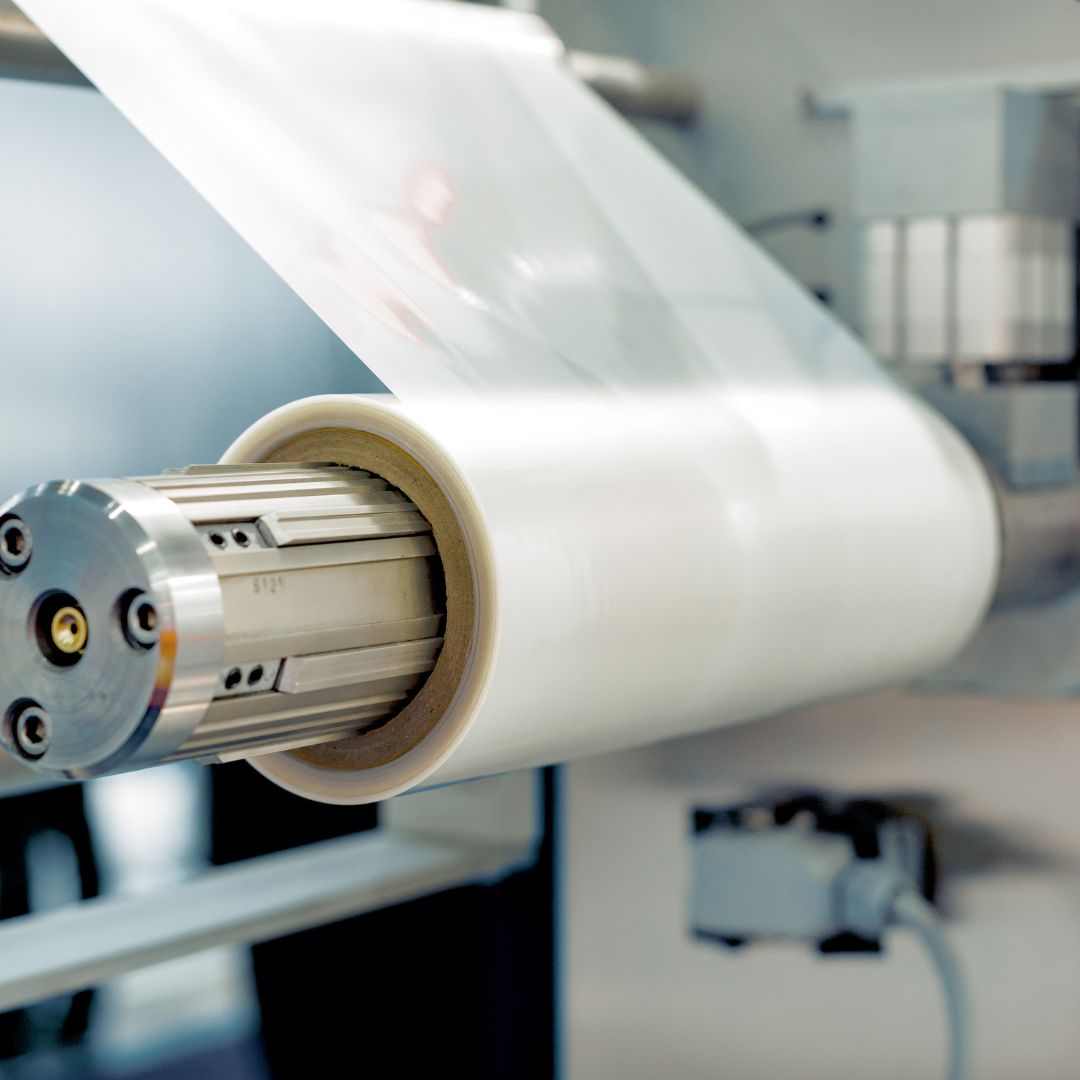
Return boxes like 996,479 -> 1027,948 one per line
218,389 -> 997,802
8,0 -> 1000,801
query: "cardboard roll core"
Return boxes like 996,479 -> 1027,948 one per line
261,427 -> 477,774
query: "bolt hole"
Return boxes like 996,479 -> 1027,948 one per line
232,529 -> 251,548
136,603 -> 157,634
6,700 -> 49,760
248,665 -> 264,686
34,592 -> 86,667
0,519 -> 32,571
225,668 -> 242,690
119,590 -> 159,650
22,714 -> 46,747
3,528 -> 24,557
209,532 -> 227,549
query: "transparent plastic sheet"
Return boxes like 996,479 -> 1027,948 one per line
16,0 -> 1000,800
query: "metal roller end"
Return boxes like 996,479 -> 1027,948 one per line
0,479 -> 224,775
0,465 -> 446,780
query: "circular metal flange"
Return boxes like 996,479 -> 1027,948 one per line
0,480 -> 225,777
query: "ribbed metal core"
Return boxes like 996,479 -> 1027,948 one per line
158,463 -> 445,763
0,463 -> 445,777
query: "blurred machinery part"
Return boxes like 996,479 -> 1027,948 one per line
853,91 -> 1078,368
690,797 -> 969,1080
0,0 -> 83,84
808,70 -> 1080,697
692,795 -> 936,952
0,771 -> 540,1011
838,82 -> 1080,490
564,49 -> 699,124
0,0 -> 698,123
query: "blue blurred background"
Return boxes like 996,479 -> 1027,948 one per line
0,75 -> 383,1080
0,78 -> 382,496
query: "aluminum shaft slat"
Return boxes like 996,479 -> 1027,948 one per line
166,491 -> 402,524
177,698 -> 411,759
145,464 -> 369,487
167,463 -> 345,475
156,476 -> 385,497
189,686 -> 414,737
220,613 -> 444,666
259,508 -> 430,546
182,709 -> 402,756
259,493 -> 411,516
210,536 -> 435,578
279,638 -> 444,695
208,729 -> 368,761
175,671 -> 432,758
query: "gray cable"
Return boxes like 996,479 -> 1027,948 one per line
890,890 -> 970,1080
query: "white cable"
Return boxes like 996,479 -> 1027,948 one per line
890,890 -> 970,1080
697,835 -> 971,1080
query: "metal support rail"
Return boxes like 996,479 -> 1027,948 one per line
0,771 -> 541,1010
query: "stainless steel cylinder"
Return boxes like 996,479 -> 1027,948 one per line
0,464 -> 444,779
993,481 -> 1080,607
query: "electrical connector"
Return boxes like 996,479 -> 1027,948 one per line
689,795 -> 968,1080
690,825 -> 861,944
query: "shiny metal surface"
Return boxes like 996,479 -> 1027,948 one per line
278,638 -> 443,695
258,505 -> 429,546
0,480 -> 223,775
0,463 -> 444,778
220,612 -> 444,667
0,0 -> 85,84
994,481 -> 1080,607
177,685 -> 421,762
565,50 -> 699,123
